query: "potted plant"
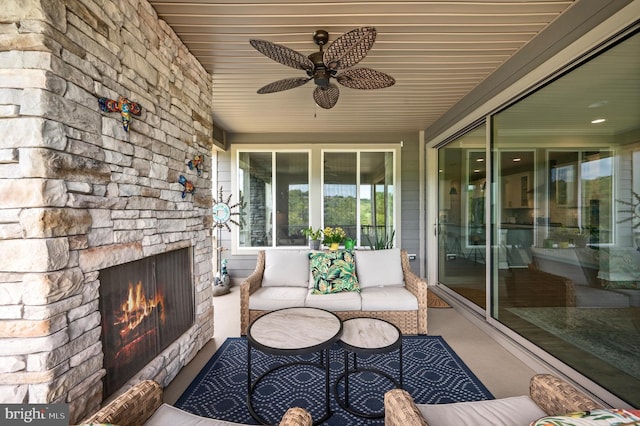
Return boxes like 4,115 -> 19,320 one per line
301,227 -> 323,250
323,226 -> 346,251
365,228 -> 395,250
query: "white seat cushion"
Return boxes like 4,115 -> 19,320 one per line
574,285 -> 630,307
416,395 -> 547,426
305,289 -> 362,311
145,403 -> 249,425
262,250 -> 309,287
355,248 -> 404,288
611,288 -> 640,306
249,287 -> 308,311
360,287 -> 417,311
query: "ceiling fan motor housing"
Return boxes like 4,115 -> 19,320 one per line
308,51 -> 332,87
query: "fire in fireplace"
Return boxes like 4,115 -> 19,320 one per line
112,280 -> 165,362
99,248 -> 194,397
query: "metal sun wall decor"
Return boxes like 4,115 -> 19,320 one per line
98,96 -> 142,132
178,175 -> 195,198
617,191 -> 640,230
212,186 -> 245,232
212,187 -> 245,296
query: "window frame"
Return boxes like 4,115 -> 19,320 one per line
545,148 -> 616,246
233,146 -> 312,253
231,144 -> 401,254
322,148 -> 399,248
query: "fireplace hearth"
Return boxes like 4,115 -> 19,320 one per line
99,248 -> 194,397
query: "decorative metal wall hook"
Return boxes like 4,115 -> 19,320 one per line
178,175 -> 195,198
98,96 -> 142,132
188,155 -> 205,176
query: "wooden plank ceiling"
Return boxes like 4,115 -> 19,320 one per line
147,1 -> 577,134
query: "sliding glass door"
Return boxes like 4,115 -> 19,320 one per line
491,31 -> 640,406
437,125 -> 487,309
433,29 -> 639,407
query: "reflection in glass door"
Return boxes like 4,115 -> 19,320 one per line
489,32 -> 640,406
437,125 -> 487,309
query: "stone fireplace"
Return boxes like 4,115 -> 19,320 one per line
0,0 -> 215,423
98,248 -> 194,397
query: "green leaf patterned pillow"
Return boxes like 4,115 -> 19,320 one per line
530,408 -> 640,425
309,250 -> 360,294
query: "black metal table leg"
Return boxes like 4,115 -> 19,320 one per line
324,347 -> 331,419
333,318 -> 403,419
247,342 -> 252,397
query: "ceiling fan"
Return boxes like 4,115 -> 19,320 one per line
249,27 -> 395,109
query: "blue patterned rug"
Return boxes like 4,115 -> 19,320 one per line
175,336 -> 493,425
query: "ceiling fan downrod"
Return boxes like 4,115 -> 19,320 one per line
309,30 -> 331,88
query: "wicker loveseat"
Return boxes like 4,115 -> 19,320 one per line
79,380 -> 312,426
384,374 -> 603,426
240,248 -> 428,335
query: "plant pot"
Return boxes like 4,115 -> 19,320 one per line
309,239 -> 321,250
329,242 -> 340,251
574,236 -> 587,248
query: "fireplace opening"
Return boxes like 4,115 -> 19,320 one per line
98,248 -> 194,397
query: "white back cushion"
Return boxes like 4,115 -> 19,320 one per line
262,250 -> 309,287
417,395 -> 547,426
355,248 -> 404,288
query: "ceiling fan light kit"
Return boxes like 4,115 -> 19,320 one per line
249,27 -> 395,109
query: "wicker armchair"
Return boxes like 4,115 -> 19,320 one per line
384,374 -> 603,426
79,380 -> 312,426
240,249 -> 428,335
79,380 -> 162,426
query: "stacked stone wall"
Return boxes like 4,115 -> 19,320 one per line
0,0 -> 214,422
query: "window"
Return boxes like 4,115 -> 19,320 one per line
323,150 -> 396,248
235,147 -> 398,249
237,151 -> 309,248
323,152 -> 357,238
547,150 -> 614,244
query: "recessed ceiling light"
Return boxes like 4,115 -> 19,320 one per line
591,118 -> 606,124
512,157 -> 521,162
588,100 -> 608,108
476,158 -> 484,162
474,169 -> 480,173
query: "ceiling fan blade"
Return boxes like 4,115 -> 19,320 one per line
313,84 -> 339,109
323,27 -> 376,71
257,77 -> 311,94
249,39 -> 314,72
336,68 -> 396,90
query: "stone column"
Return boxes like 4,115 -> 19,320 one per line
0,0 -> 215,422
